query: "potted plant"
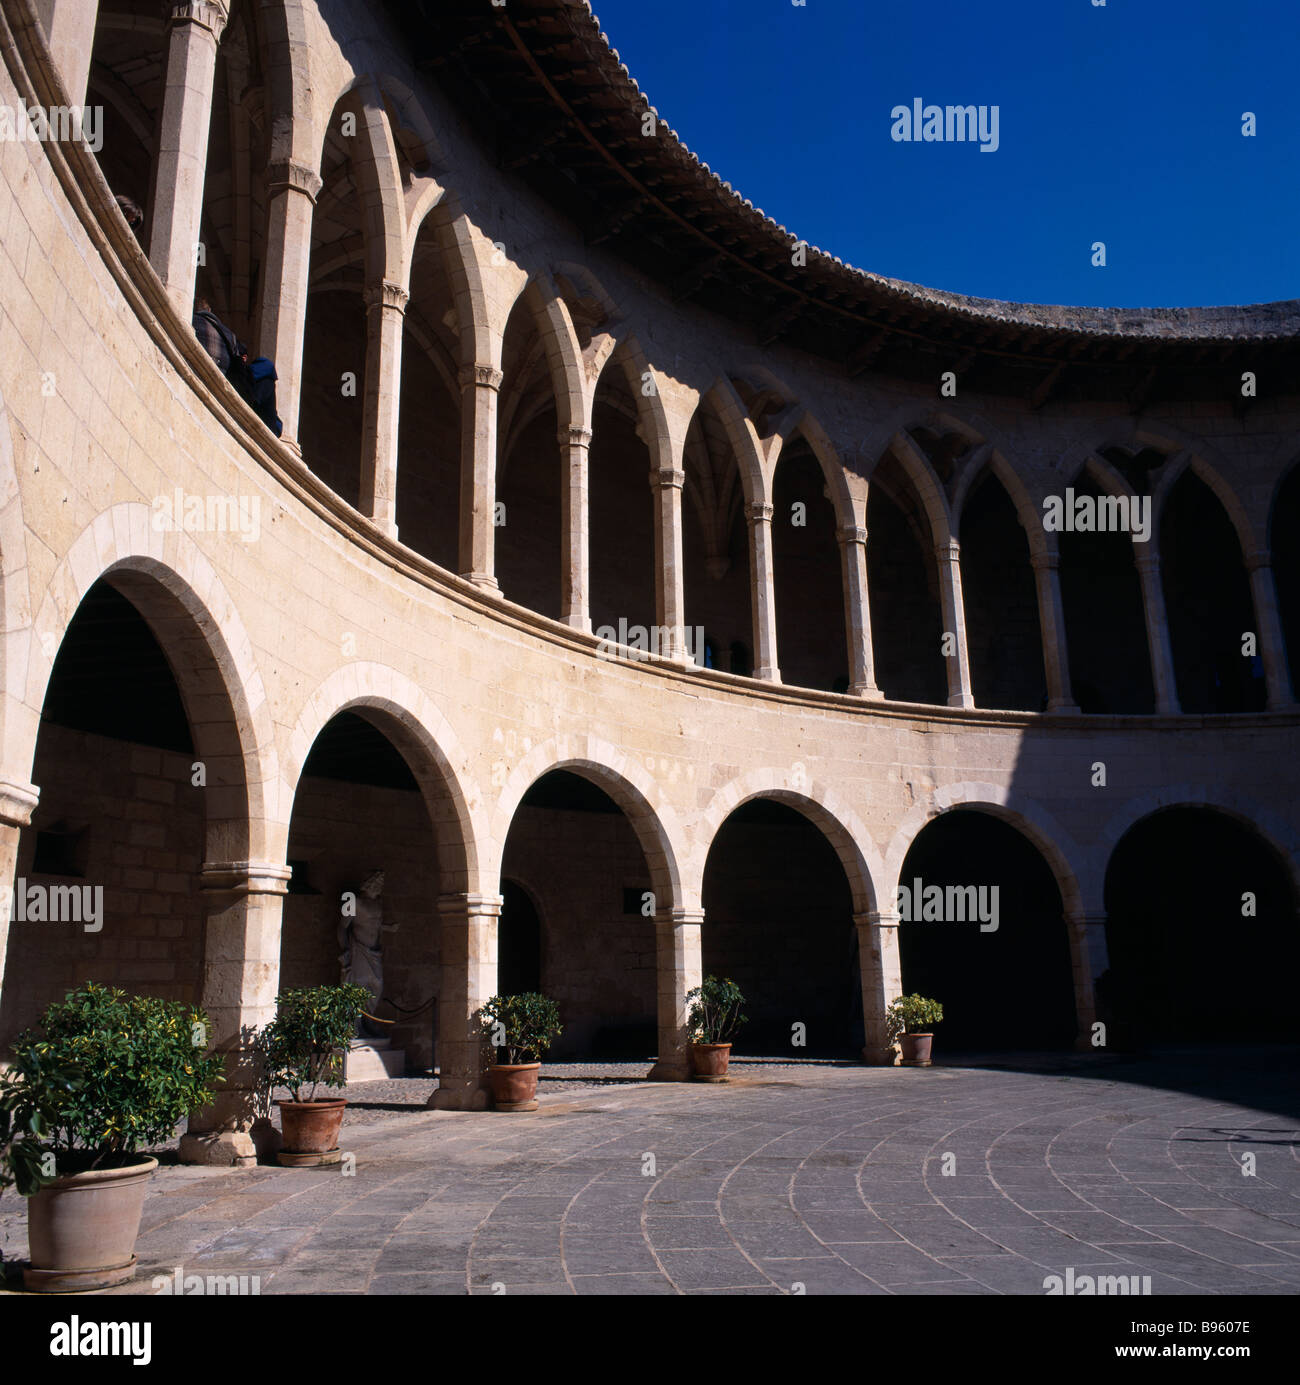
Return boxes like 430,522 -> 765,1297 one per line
260,983 -> 371,1165
5,983 -> 223,1291
686,976 -> 747,1080
478,993 -> 562,1112
887,993 -> 944,1066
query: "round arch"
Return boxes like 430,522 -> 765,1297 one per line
282,661 -> 488,895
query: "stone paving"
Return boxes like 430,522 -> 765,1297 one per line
2,1049 -> 1297,1296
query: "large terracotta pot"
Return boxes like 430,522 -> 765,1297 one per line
691,1042 -> 732,1081
24,1154 -> 157,1292
276,1098 -> 346,1166
487,1062 -> 541,1112
899,1033 -> 934,1067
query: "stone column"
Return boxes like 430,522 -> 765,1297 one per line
359,280 -> 408,540
33,0 -> 99,108
0,780 -> 40,1008
180,860 -> 291,1166
258,159 -> 321,449
647,907 -> 702,1081
1134,550 -> 1179,714
146,0 -> 229,319
1245,551 -> 1295,709
1066,909 -> 1109,1052
837,524 -> 881,698
650,466 -> 689,662
428,892 -> 501,1110
745,501 -> 781,682
1031,548 -> 1079,712
936,541 -> 974,708
560,425 -> 591,632
855,908 -> 901,1065
458,365 -> 503,592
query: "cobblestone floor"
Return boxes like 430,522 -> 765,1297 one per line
2,1048 -> 1296,1296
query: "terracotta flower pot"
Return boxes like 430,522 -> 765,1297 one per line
899,1033 -> 933,1067
276,1098 -> 346,1166
24,1154 -> 157,1293
487,1062 -> 541,1112
691,1042 -> 732,1081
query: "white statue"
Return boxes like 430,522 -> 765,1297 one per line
338,869 -> 397,1038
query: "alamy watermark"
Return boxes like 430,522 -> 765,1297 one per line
152,488 -> 261,543
594,618 -> 705,664
891,99 -> 1000,153
0,104 -> 102,153
1042,488 -> 1151,542
896,878 -> 999,932
0,878 -> 102,932
152,1266 -> 261,1295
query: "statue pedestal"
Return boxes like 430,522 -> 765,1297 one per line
345,1037 -> 405,1083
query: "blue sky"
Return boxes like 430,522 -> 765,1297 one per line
586,0 -> 1299,308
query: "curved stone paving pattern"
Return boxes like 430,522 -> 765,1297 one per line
2,1056 -> 1296,1296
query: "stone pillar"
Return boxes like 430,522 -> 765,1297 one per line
745,501 -> 780,682
146,0 -> 229,319
180,860 -> 290,1167
647,907 -> 702,1081
560,425 -> 591,632
937,541 -> 974,708
651,466 -> 689,662
1134,550 -> 1180,714
33,0 -> 99,108
855,909 -> 901,1065
258,160 -> 321,449
1245,551 -> 1295,709
1066,909 -> 1109,1052
0,780 -> 41,1008
428,892 -> 500,1110
837,524 -> 881,698
359,280 -> 408,539
458,365 -> 503,592
1031,549 -> 1079,712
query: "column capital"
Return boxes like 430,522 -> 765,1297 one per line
0,779 -> 39,829
267,159 -> 323,204
1065,908 -> 1108,931
855,909 -> 900,929
1030,549 -> 1061,573
745,500 -> 774,523
437,891 -> 504,920
1133,549 -> 1161,575
560,425 -> 592,450
363,280 -> 408,314
199,861 -> 292,896
459,363 -> 503,392
655,907 -> 705,926
837,523 -> 867,547
934,539 -> 961,562
649,467 -> 685,491
1244,548 -> 1272,574
168,0 -> 229,39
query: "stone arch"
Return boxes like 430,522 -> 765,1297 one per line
789,410 -> 857,533
489,734 -> 688,910
883,428 -> 956,548
692,768 -> 882,916
282,661 -> 488,895
0,396 -> 33,775
884,781 -> 1087,917
1152,450 -> 1258,556
263,0 -> 318,169
953,447 -> 1042,552
24,503 -> 278,865
404,189 -> 493,369
704,378 -> 768,508
325,76 -> 407,286
1097,789 -> 1300,907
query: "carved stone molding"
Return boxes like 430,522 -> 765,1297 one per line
267,160 -> 323,204
459,364 -> 503,392
363,280 -> 409,314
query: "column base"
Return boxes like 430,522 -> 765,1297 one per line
1046,699 -> 1080,713
754,666 -> 781,682
462,572 -> 500,595
645,1060 -> 691,1082
563,610 -> 592,634
861,1045 -> 899,1067
849,682 -> 884,700
427,1084 -> 490,1111
946,693 -> 976,709
178,1130 -> 258,1167
369,516 -> 399,541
